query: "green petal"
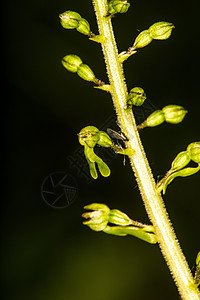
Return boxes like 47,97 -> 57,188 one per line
95,155 -> 111,177
87,159 -> 98,179
84,146 -> 96,162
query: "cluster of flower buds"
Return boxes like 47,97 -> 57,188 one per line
107,0 -> 130,17
119,21 -> 175,62
82,203 -> 158,244
59,11 -> 91,36
131,21 -> 175,51
126,87 -> 147,108
137,105 -> 188,130
78,126 -> 134,179
62,54 -> 103,84
157,142 -> 200,194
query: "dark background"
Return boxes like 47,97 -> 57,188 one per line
2,0 -> 200,299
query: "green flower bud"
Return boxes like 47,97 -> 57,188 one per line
62,54 -> 82,73
59,11 -> 81,29
78,126 -> 100,148
133,30 -> 153,50
77,63 -> 96,82
126,87 -> 147,107
171,151 -> 191,172
59,11 -> 91,36
82,203 -> 110,231
162,105 -> 188,124
187,142 -> 200,163
145,110 -> 165,127
108,209 -> 133,226
98,131 -> 113,148
149,21 -> 175,40
76,18 -> 91,36
108,0 -> 130,15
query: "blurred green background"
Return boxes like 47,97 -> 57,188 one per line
2,0 -> 200,299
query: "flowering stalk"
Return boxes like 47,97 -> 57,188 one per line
92,0 -> 200,298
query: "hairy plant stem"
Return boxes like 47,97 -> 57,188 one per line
92,0 -> 200,299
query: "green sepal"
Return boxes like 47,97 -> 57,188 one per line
149,21 -> 175,40
94,84 -> 112,93
103,226 -> 158,244
89,35 -> 107,44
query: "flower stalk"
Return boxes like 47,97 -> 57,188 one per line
92,0 -> 200,298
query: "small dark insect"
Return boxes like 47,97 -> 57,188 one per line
107,128 -> 128,166
107,128 -> 128,142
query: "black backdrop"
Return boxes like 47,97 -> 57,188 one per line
2,1 -> 200,299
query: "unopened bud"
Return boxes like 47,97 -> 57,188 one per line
82,203 -> 110,231
77,63 -> 96,82
133,30 -> 153,50
162,105 -> 188,124
145,110 -> 165,127
62,54 -> 82,73
171,151 -> 191,172
78,126 -> 100,148
127,87 -> 146,107
187,142 -> 200,163
108,0 -> 130,15
76,18 -> 91,36
59,11 -> 81,29
59,11 -> 91,36
149,21 -> 175,40
108,209 -> 133,226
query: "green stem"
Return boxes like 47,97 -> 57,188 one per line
92,0 -> 200,299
